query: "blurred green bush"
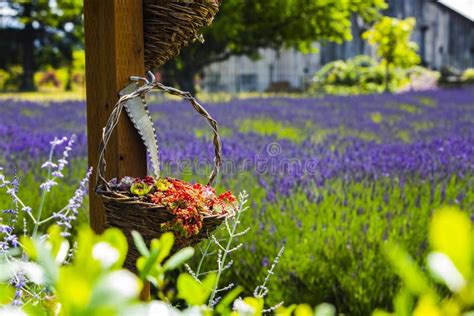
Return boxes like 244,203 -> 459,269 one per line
0,66 -> 23,91
374,206 -> 474,315
309,55 -> 411,95
462,68 -> 474,83
309,55 -> 442,95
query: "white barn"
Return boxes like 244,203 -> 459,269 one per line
201,0 -> 474,92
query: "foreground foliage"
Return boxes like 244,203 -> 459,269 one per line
374,207 -> 474,315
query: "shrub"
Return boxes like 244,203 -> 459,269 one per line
310,55 -> 409,95
0,69 -> 9,91
462,68 -> 474,83
34,68 -> 69,91
0,66 -> 23,91
34,67 -> 84,92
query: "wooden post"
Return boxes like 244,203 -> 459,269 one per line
84,0 -> 146,232
84,0 -> 149,298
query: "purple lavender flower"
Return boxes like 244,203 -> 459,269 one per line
11,273 -> 26,306
118,176 -> 134,191
54,167 -> 92,237
39,180 -> 58,192
2,209 -> 17,215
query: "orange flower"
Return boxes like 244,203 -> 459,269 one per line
121,176 -> 235,237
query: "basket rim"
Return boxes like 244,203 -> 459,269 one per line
145,0 -> 221,4
96,184 -> 231,220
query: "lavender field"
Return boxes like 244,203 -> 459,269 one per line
2,87 -> 474,313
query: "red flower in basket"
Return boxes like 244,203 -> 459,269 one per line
118,176 -> 236,238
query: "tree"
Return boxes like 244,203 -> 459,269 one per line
45,1 -> 84,91
1,0 -> 83,91
362,16 -> 420,92
161,0 -> 388,94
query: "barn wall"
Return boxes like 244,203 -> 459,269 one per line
202,0 -> 474,92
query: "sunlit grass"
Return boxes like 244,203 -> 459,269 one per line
0,90 -> 316,104
417,96 -> 437,107
195,126 -> 233,139
0,90 -> 86,101
238,118 -> 306,143
399,103 -> 421,114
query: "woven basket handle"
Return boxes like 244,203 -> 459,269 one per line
96,81 -> 222,190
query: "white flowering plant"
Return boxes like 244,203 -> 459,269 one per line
0,135 -> 92,308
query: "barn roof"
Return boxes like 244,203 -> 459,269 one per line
437,0 -> 474,21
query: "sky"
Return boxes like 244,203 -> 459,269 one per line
439,0 -> 474,21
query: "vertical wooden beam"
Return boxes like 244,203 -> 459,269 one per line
84,0 -> 147,233
85,0 -> 151,300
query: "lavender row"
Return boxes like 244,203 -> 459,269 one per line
1,88 -> 473,189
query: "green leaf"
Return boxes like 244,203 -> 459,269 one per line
384,242 -> 435,297
156,233 -> 174,264
429,207 -> 471,280
163,247 -> 194,271
215,286 -> 243,314
177,273 -> 216,306
139,244 -> 161,281
274,304 -> 297,316
22,303 -> 49,316
201,273 -> 217,295
101,228 -> 128,268
47,225 -> 65,261
74,226 -> 96,269
89,270 -> 141,309
314,303 -> 336,316
0,284 -> 15,304
132,231 -> 150,257
393,288 -> 414,316
56,266 -> 92,312
20,236 -> 37,260
372,310 -> 394,316
22,236 -> 59,286
138,233 -> 175,281
243,297 -> 264,315
412,295 -> 442,316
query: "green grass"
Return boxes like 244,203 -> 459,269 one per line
237,118 -> 309,143
417,96 -> 437,107
0,90 -> 85,101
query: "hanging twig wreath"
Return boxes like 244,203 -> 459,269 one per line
95,73 -> 235,268
143,0 -> 222,70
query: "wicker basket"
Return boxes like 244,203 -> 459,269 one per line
95,80 -> 224,269
143,0 -> 222,70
